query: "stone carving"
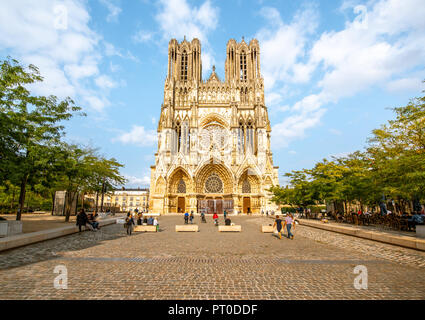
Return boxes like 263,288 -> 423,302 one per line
150,38 -> 279,214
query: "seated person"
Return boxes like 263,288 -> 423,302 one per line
87,213 -> 99,230
147,217 -> 154,225
143,217 -> 148,225
413,212 -> 424,225
225,218 -> 231,226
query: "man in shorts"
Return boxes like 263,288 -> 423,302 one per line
273,215 -> 283,239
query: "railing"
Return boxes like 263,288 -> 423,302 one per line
301,211 -> 419,232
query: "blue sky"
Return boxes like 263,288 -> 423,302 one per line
1,0 -> 424,187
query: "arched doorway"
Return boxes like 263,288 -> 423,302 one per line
168,167 -> 192,213
195,163 -> 234,214
243,197 -> 251,214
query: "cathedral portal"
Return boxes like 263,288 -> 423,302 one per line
149,37 -> 279,214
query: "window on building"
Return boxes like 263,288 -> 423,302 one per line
177,179 -> 186,193
181,50 -> 188,81
238,122 -> 245,153
240,51 -> 247,81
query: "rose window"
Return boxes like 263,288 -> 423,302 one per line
199,124 -> 229,151
204,173 -> 223,193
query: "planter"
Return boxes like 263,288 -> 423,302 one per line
0,220 -> 23,237
416,225 -> 425,239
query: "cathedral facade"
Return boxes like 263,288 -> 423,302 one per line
149,37 -> 279,214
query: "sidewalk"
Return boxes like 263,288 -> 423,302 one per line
0,217 -> 118,252
298,218 -> 425,251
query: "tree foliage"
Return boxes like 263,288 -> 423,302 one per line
272,85 -> 425,213
0,57 -> 126,220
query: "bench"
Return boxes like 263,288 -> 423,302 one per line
261,225 -> 274,233
175,225 -> 199,232
218,225 -> 241,232
134,225 -> 157,232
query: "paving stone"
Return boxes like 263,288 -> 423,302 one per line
0,216 -> 424,299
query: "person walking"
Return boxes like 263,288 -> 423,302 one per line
125,212 -> 135,235
223,210 -> 227,220
284,213 -> 295,239
213,212 -> 219,226
201,210 -> 206,223
184,212 -> 189,224
273,215 -> 283,240
76,209 -> 88,232
153,217 -> 159,232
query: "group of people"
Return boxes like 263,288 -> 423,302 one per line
76,209 -> 100,232
185,211 -> 232,226
261,209 -> 275,217
273,213 -> 295,240
125,212 -> 159,235
184,211 -> 195,224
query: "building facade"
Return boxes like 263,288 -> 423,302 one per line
85,188 -> 149,213
150,37 -> 279,214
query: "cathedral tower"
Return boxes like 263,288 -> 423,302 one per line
150,38 -> 279,214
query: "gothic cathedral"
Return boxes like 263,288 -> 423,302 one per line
149,37 -> 279,214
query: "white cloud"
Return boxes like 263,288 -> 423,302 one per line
104,41 -> 140,62
256,4 -> 319,90
95,75 -> 118,89
267,0 -> 425,149
99,0 -> 122,23
84,95 -> 111,112
386,77 -> 424,93
0,0 -> 117,113
132,30 -> 154,43
155,0 -> 218,43
113,125 -> 157,147
124,175 -> 151,187
154,0 -> 219,75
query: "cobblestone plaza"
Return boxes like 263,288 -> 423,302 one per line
1,216 -> 424,300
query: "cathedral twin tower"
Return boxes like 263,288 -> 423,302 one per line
149,37 -> 279,215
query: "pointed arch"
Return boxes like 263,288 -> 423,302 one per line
168,166 -> 193,194
195,163 -> 234,194
238,169 -> 260,194
154,176 -> 166,195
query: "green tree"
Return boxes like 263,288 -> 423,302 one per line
0,57 -> 84,220
55,144 -> 126,222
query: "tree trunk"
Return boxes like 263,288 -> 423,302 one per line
100,182 -> 105,212
16,174 -> 28,221
81,192 -> 85,210
10,188 -> 15,213
95,192 -> 99,214
51,192 -> 55,215
65,191 -> 77,222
